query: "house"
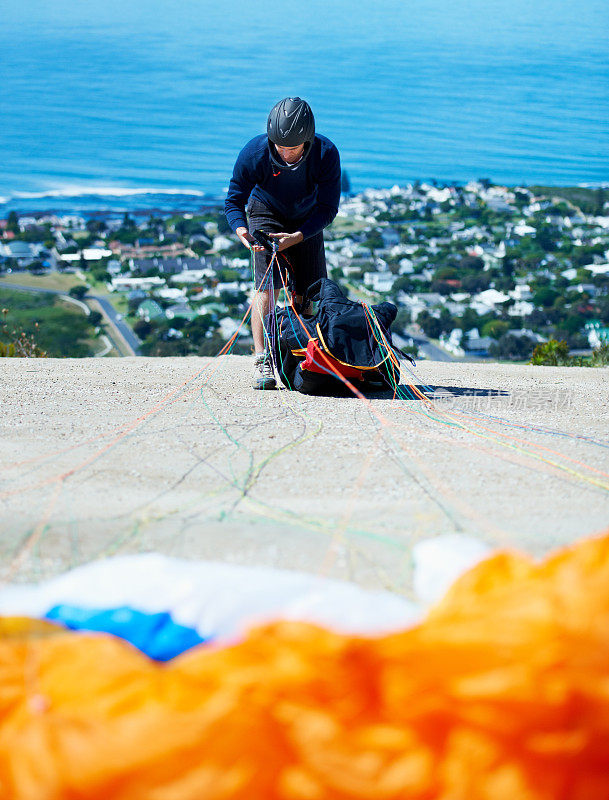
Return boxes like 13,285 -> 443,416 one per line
137,300 -> 165,322
471,288 -> 510,315
219,317 -> 249,340
575,284 -> 597,297
508,329 -> 545,344
155,287 -> 188,302
584,263 -> 609,276
109,276 -> 165,292
127,289 -> 147,304
171,269 -> 215,284
508,300 -> 535,317
166,328 -> 184,340
1,241 -> 35,265
363,272 -> 396,293
380,228 -> 400,248
512,221 -> 537,237
585,320 -> 609,348
416,292 -> 445,307
130,256 -> 207,275
464,330 -> 494,356
216,281 -> 244,293
165,304 -> 197,322
189,233 -> 212,247
341,265 -> 363,278
444,300 -> 467,316
130,258 -> 158,274
198,303 -> 225,318
397,294 -> 426,320
388,243 -> 415,258
212,235 -> 234,252
440,329 -> 465,357
509,284 -> 532,301
81,247 -> 112,261
60,247 -> 112,263
158,231 -> 179,244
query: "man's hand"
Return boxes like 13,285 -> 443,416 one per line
236,226 -> 264,252
268,231 -> 304,252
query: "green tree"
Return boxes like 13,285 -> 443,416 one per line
122,212 -> 136,230
458,307 -> 479,332
69,285 -> 88,300
460,256 -> 484,272
461,273 -> 490,294
489,333 -> 536,361
417,310 -> 443,339
536,225 -> 558,252
90,267 -> 111,283
363,230 -> 383,251
529,339 -> 571,366
7,211 -> 19,234
481,320 -> 510,339
393,275 -> 414,293
591,341 -> 609,366
220,289 -> 247,307
341,169 -> 351,195
184,315 -> 214,345
394,308 -> 411,331
594,187 -> 607,215
216,215 -> 232,235
533,287 -> 559,308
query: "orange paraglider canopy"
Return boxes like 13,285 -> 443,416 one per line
1,532 -> 609,800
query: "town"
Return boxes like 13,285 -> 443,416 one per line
1,180 -> 608,362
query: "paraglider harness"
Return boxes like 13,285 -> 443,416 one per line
266,277 -> 415,395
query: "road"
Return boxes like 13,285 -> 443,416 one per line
0,278 -> 140,356
396,329 -> 458,362
91,294 -> 141,355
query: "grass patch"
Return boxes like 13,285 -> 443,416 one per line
329,216 -> 369,235
0,287 -> 99,357
103,293 -> 129,314
342,280 -> 378,302
530,186 -> 605,215
0,271 -> 88,292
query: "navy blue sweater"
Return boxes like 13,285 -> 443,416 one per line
224,133 -> 341,240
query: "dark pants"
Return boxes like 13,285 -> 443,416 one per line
247,197 -> 327,296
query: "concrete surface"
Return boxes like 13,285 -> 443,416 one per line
1,356 -> 608,595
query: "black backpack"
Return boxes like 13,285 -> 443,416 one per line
266,278 -> 414,394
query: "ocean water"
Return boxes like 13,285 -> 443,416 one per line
1,0 -> 608,214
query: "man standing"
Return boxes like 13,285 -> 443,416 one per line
225,97 -> 341,389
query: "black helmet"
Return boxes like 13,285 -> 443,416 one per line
267,97 -> 315,170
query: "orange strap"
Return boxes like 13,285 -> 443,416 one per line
302,338 -> 365,380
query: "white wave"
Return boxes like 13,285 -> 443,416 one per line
578,181 -> 609,189
9,186 -> 206,200
0,197 -> 8,205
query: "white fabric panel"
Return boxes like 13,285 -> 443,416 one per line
412,534 -> 492,605
0,555 -> 421,640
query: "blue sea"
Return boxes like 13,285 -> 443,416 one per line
1,0 -> 608,215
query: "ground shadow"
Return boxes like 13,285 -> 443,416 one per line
278,383 -> 510,401
362,384 -> 511,401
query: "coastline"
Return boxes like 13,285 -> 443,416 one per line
2,179 -> 609,218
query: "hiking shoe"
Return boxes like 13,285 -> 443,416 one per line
253,352 -> 276,390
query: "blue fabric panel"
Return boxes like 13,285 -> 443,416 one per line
45,605 -> 206,661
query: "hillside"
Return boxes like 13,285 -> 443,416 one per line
1,356 -> 608,591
